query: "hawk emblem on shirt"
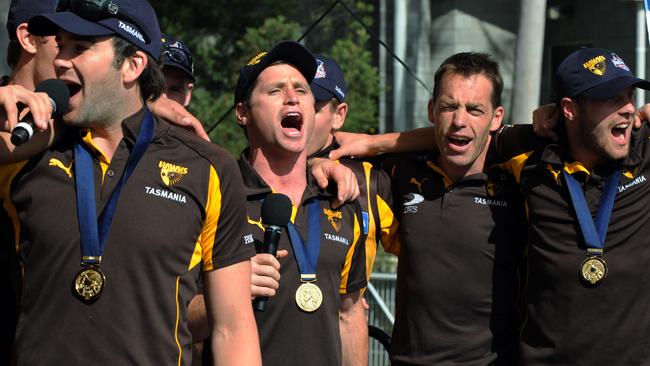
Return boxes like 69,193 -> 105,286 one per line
159,161 -> 188,186
323,208 -> 342,232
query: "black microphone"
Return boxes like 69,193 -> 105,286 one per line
10,79 -> 70,146
253,193 -> 292,312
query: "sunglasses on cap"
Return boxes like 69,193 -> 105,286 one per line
55,0 -> 147,41
162,46 -> 194,72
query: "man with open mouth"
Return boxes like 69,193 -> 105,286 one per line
0,0 -> 261,364
496,47 -> 650,365
232,41 -> 369,366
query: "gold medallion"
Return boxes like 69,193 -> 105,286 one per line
295,282 -> 323,312
580,256 -> 607,285
74,266 -> 105,301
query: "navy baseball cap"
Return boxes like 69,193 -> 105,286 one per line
312,55 -> 347,103
27,0 -> 162,59
161,34 -> 195,81
556,47 -> 650,100
234,41 -> 316,106
7,0 -> 59,40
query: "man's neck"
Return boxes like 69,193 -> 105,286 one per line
438,143 -> 490,183
9,66 -> 36,90
248,147 -> 307,205
90,96 -> 144,161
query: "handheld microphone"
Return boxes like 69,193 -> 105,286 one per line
253,193 -> 292,312
10,79 -> 70,146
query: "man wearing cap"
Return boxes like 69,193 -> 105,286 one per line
234,41 -> 368,366
0,1 -> 261,364
0,0 -> 208,165
307,55 -> 400,281
493,47 -> 650,364
160,34 -> 195,107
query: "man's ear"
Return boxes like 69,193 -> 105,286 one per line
427,98 -> 436,125
235,102 -> 249,127
490,105 -> 505,132
331,102 -> 348,131
183,83 -> 194,107
16,23 -> 38,55
121,50 -> 147,83
560,97 -> 578,121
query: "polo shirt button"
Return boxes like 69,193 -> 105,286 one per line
106,169 -> 115,177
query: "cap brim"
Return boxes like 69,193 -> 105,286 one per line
311,82 -> 337,102
29,12 -> 114,38
162,63 -> 195,82
582,75 -> 650,99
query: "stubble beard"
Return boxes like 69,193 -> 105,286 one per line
67,69 -> 124,129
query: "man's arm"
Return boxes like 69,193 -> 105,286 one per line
148,95 -> 209,141
204,261 -> 262,366
329,127 -> 437,160
309,157 -> 360,207
187,294 -> 209,342
339,290 -> 368,366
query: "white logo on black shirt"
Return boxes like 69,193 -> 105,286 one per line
403,193 -> 424,214
473,197 -> 508,207
323,233 -> 350,246
144,186 -> 187,203
617,175 -> 646,193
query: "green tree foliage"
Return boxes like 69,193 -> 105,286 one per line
154,1 -> 380,156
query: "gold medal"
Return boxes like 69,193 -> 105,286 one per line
295,282 -> 323,312
580,256 -> 607,285
74,266 -> 105,301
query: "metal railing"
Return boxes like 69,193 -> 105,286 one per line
366,272 -> 397,366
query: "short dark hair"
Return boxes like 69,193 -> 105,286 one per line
7,39 -> 21,69
432,52 -> 503,108
112,37 -> 165,102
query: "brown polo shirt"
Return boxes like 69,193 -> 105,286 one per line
0,108 -> 253,365
497,124 -> 650,365
239,152 -> 367,366
310,140 -> 400,278
381,151 -> 525,366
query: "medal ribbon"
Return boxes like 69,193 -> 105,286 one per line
286,199 -> 321,282
563,169 -> 620,253
75,110 -> 155,265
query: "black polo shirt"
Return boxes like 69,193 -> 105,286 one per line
498,124 -> 650,365
238,152 -> 367,366
310,140 -> 400,277
0,108 -> 253,365
380,151 -> 524,366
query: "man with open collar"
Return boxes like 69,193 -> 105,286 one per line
0,1 -> 261,364
234,41 -> 368,366
496,47 -> 650,365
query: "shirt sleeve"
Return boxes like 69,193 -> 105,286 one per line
339,201 -> 368,294
201,155 -> 254,271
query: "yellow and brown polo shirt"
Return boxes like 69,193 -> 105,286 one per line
238,152 -> 367,366
0,108 -> 253,366
496,123 -> 650,365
